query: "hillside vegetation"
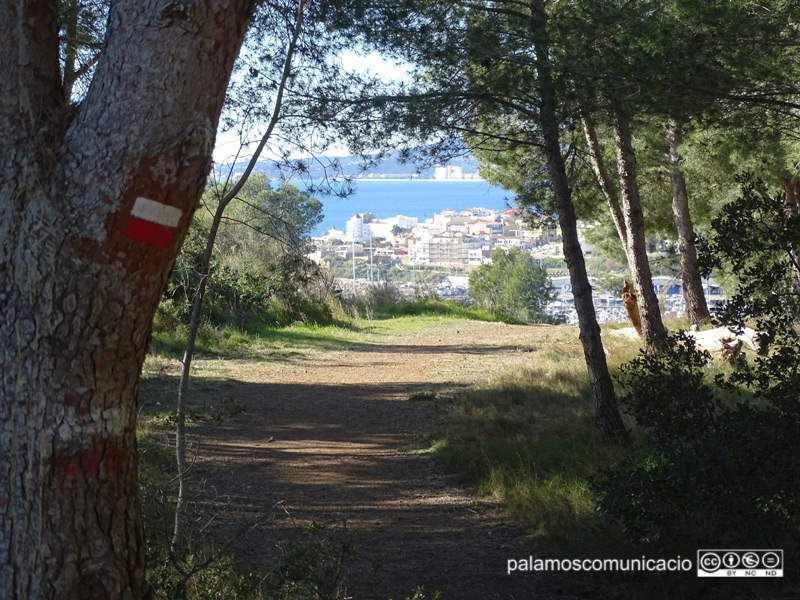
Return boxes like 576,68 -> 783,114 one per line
140,293 -> 798,599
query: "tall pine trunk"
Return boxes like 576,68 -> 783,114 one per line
612,114 -> 667,353
666,119 -> 711,327
581,113 -> 628,251
0,2 -> 255,597
530,0 -> 627,443
780,177 -> 800,295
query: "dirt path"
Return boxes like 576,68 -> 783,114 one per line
192,319 -> 576,599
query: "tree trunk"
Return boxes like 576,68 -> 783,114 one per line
581,113 -> 628,251
530,0 -> 627,443
666,118 -> 711,327
612,114 -> 667,353
780,177 -> 800,296
0,2 -> 255,598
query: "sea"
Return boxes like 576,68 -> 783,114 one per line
311,180 -> 515,236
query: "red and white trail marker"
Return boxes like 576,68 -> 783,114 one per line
125,197 -> 183,249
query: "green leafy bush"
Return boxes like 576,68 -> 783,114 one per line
163,175 -> 332,330
468,247 -> 554,323
153,298 -> 183,333
592,332 -> 800,549
593,178 -> 800,555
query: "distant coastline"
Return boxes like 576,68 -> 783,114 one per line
310,179 -> 512,236
248,177 -> 489,183
223,148 -> 485,182
224,175 -> 488,183
347,178 -> 487,183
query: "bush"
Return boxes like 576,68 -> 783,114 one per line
468,247 -> 554,323
153,298 -> 183,333
163,176 -> 332,331
336,282 -> 399,321
592,332 -> 800,550
593,178 -> 800,559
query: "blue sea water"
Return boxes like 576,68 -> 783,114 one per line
312,180 -> 515,236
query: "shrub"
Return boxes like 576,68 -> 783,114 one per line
593,178 -> 800,556
162,176 -> 332,331
468,247 -> 554,323
153,298 -> 183,333
592,332 -> 800,549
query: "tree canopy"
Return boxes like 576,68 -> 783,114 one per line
168,175 -> 325,327
469,247 -> 554,323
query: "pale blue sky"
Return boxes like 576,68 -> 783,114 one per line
213,50 -> 411,166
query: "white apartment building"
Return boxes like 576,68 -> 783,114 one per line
408,234 -> 429,264
467,220 -> 502,236
335,243 -> 364,259
427,232 -> 483,267
496,237 -> 532,249
321,227 -> 345,242
468,247 -> 492,266
434,209 -> 471,231
392,215 -> 418,230
366,215 -> 420,240
345,213 -> 375,242
434,165 -> 464,180
365,219 -> 392,240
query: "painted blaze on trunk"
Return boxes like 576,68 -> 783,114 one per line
1,166 -> 193,599
0,1 -> 256,597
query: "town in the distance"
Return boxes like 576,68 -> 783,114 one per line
309,199 -> 724,326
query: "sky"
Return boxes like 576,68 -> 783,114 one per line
212,50 -> 412,166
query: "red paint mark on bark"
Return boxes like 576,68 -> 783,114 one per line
105,453 -> 121,476
101,155 -> 196,274
52,440 -> 129,481
84,451 -> 103,476
124,217 -> 176,249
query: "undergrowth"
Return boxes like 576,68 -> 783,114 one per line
138,406 -> 358,600
427,324 -> 784,599
430,339 -> 635,556
374,297 -> 501,322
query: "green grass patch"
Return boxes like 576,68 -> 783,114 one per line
428,324 -> 797,598
431,363 -> 697,598
432,358 -> 626,555
149,322 -> 261,359
374,298 -> 503,322
149,319 -> 367,360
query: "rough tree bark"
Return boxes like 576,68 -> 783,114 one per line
612,114 -> 667,353
666,118 -> 711,327
530,0 -> 627,443
0,2 -> 256,598
581,113 -> 628,252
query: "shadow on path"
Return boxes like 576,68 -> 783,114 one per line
183,376 -> 568,600
149,320 -> 577,599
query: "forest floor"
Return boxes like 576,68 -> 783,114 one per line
143,318 -> 584,599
